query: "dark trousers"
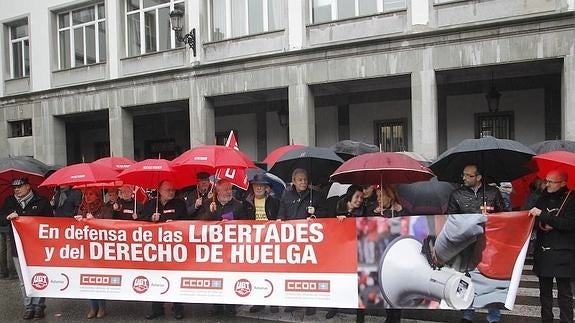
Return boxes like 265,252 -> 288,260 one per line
151,302 -> 183,314
539,276 -> 573,323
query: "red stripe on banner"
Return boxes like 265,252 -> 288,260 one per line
13,217 -> 357,273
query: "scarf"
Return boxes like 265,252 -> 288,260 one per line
15,191 -> 34,209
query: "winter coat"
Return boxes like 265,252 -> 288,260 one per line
142,198 -> 187,222
112,198 -> 144,220
533,187 -> 575,278
277,185 -> 325,220
244,193 -> 280,220
198,198 -> 250,221
0,191 -> 53,256
447,184 -> 506,214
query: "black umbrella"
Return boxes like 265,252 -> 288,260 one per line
0,156 -> 53,204
429,136 -> 535,183
396,178 -> 457,215
529,139 -> 575,154
269,147 -> 343,185
332,140 -> 379,161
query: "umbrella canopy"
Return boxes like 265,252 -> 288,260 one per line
0,156 -> 52,203
532,151 -> 575,190
118,158 -> 194,189
262,144 -> 306,168
530,140 -> 575,154
332,140 -> 379,161
429,136 -> 535,183
269,147 -> 344,185
327,182 -> 351,198
40,163 -> 119,187
396,178 -> 457,215
172,145 -> 256,176
330,152 -> 434,185
93,156 -> 136,173
396,151 -> 431,166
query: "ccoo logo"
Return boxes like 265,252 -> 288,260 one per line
132,276 -> 149,294
234,278 -> 252,297
31,273 -> 49,290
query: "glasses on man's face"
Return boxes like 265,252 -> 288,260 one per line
544,179 -> 564,185
462,173 -> 477,178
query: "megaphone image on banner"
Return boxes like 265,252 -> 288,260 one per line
378,236 -> 475,310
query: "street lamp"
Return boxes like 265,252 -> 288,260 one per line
169,9 -> 196,57
485,74 -> 501,113
277,105 -> 288,128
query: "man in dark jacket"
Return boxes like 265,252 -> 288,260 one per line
141,180 -> 186,320
0,177 -> 53,320
198,179 -> 249,221
529,170 -> 575,323
446,164 -> 505,323
278,168 -> 324,221
277,168 -> 322,316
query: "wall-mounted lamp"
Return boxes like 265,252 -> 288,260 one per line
169,9 -> 196,57
277,105 -> 288,128
485,74 -> 501,113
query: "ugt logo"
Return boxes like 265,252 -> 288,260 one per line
31,273 -> 49,290
234,278 -> 252,297
132,276 -> 149,294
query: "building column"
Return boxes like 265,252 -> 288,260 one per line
108,106 -> 134,158
563,54 -> 575,140
34,101 -> 67,165
411,69 -> 438,159
189,85 -> 215,147
288,81 -> 315,146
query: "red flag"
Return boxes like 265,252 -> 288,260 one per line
215,131 -> 249,190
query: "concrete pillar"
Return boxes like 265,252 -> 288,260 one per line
189,85 -> 215,147
108,105 -> 134,158
0,108 -> 8,158
288,82 -> 315,146
411,69 -> 438,160
563,54 -> 575,140
106,2 -> 120,79
35,101 -> 67,165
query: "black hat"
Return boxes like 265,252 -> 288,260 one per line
196,172 -> 210,180
250,174 -> 270,185
11,177 -> 30,187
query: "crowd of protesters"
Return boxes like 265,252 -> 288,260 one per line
0,160 -> 573,323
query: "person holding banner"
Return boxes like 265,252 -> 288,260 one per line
277,168 -> 324,316
243,174 -> 280,314
198,179 -> 249,221
0,177 -> 53,320
75,187 -> 113,319
180,172 -> 213,218
113,185 -> 143,220
439,164 -> 505,323
529,170 -> 575,323
141,180 -> 187,320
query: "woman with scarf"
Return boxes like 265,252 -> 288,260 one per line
75,188 -> 113,319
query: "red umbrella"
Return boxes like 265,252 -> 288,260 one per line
40,163 -> 119,187
0,156 -> 52,202
93,156 -> 136,173
330,152 -> 435,185
262,144 -> 306,168
117,158 -> 194,189
532,151 -> 575,190
171,145 -> 256,177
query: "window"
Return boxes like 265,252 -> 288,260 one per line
7,19 -> 30,79
475,112 -> 514,139
57,4 -> 106,69
311,0 -> 406,24
375,119 -> 407,152
8,119 -> 32,138
209,0 -> 284,42
125,0 -> 184,57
